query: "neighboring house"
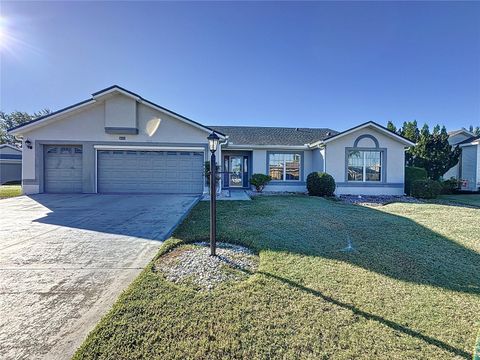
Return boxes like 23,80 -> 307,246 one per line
443,129 -> 480,192
8,85 -> 414,196
457,135 -> 480,192
0,144 -> 22,185
443,129 -> 474,180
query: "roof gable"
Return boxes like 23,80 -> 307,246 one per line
448,128 -> 474,137
0,144 -> 21,152
319,121 -> 415,147
8,85 -> 223,137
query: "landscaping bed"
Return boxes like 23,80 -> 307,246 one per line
338,194 -> 421,206
154,242 -> 258,291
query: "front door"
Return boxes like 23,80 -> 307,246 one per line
229,156 -> 243,187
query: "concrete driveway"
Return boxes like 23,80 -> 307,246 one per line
0,194 -> 199,360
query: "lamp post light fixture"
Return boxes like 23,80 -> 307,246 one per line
207,131 -> 220,256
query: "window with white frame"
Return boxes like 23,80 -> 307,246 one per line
347,150 -> 382,182
268,153 -> 301,181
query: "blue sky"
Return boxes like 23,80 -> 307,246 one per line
1,1 -> 479,131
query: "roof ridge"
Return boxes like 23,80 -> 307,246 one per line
210,125 -> 338,131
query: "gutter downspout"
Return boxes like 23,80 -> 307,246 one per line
218,137 -> 229,191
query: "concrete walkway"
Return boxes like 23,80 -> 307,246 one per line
0,194 -> 199,360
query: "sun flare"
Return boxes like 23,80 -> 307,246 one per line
0,15 -> 42,57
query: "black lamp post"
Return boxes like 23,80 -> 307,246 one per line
207,131 -> 220,256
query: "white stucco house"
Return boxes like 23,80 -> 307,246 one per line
8,86 -> 414,196
0,144 -> 22,185
443,128 -> 480,191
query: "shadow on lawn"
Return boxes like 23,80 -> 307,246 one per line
218,197 -> 478,359
258,271 -> 472,359
222,198 -> 480,296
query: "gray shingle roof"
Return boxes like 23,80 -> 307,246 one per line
209,126 -> 338,146
456,135 -> 480,145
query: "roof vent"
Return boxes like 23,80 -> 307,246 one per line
295,127 -> 299,131
326,131 -> 331,136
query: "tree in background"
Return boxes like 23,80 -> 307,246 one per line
388,121 -> 460,180
398,120 -> 420,166
468,125 -> 480,136
386,121 -> 396,133
412,124 -> 460,180
0,110 -> 50,145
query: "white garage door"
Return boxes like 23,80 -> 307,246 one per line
44,145 -> 83,193
97,150 -> 204,194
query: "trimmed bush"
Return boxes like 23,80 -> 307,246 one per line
307,172 -> 336,197
441,177 -> 460,194
405,167 -> 427,195
411,179 -> 442,199
250,174 -> 272,192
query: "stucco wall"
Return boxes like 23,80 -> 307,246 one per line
311,148 -> 325,172
325,127 -> 406,195
18,94 -> 211,194
105,96 -> 137,129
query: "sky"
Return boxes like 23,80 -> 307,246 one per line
0,1 -> 479,132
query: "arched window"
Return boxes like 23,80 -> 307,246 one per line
346,135 -> 384,182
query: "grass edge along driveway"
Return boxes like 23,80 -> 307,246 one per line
73,196 -> 480,359
0,185 -> 22,199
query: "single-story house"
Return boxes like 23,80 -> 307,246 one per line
0,144 -> 22,185
8,85 -> 414,196
443,128 -> 480,191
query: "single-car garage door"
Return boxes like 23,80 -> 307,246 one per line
44,145 -> 83,193
97,149 -> 204,194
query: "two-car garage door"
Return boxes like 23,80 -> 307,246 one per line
44,146 -> 204,194
97,149 -> 204,194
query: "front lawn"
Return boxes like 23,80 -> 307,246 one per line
0,185 -> 22,199
438,194 -> 480,207
74,196 -> 480,359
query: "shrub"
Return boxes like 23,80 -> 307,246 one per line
411,179 -> 442,199
405,166 -> 427,195
250,173 -> 272,192
441,177 -> 460,194
306,172 -> 336,197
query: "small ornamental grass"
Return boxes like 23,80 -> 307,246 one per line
250,173 -> 272,192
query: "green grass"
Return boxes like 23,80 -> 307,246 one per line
0,185 -> 22,198
438,194 -> 480,207
74,196 -> 480,359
